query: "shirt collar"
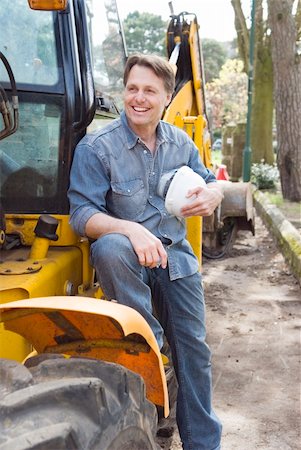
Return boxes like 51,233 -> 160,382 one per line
120,111 -> 167,150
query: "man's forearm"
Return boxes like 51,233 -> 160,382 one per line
207,181 -> 224,198
85,211 -> 168,269
85,212 -> 131,240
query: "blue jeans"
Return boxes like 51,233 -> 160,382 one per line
91,233 -> 222,450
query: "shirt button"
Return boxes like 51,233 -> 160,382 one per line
127,189 -> 131,193
143,150 -> 147,154
164,234 -> 168,237
152,172 -> 155,175
149,195 -> 153,199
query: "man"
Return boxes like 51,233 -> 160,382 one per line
68,54 -> 223,450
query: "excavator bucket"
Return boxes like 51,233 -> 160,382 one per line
202,181 -> 255,259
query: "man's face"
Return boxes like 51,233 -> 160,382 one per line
124,64 -> 172,132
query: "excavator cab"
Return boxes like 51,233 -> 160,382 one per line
0,0 -> 125,217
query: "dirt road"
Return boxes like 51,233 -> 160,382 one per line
168,216 -> 301,450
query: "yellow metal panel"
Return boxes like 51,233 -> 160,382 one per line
186,216 -> 203,263
163,82 -> 194,124
0,283 -> 31,361
0,325 -> 32,361
193,115 -> 205,161
189,20 -> 204,116
0,245 -> 84,361
28,0 -> 67,11
5,214 -> 79,246
0,247 -> 83,299
0,287 -> 28,302
0,259 -> 42,275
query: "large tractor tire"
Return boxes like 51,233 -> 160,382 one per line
0,356 -> 159,450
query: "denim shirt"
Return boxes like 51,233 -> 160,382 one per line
68,111 -> 217,280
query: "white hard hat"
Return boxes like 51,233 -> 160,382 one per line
158,165 -> 206,218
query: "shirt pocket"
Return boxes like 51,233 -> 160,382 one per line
110,178 -> 147,220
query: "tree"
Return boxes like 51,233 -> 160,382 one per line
123,11 -> 167,56
202,39 -> 227,82
267,0 -> 301,201
231,0 -> 274,164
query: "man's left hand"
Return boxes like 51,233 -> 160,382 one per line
180,183 -> 224,217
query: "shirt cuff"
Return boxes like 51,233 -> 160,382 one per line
71,207 -> 100,237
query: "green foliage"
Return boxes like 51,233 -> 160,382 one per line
251,161 -> 279,190
212,130 -> 221,140
123,11 -> 167,56
202,39 -> 227,83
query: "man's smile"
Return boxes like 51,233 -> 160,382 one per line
132,106 -> 150,112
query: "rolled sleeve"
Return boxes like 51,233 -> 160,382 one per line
68,140 -> 110,236
69,206 -> 101,237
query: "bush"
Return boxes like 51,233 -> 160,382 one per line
251,161 -> 279,190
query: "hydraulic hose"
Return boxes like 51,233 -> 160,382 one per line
0,51 -> 19,140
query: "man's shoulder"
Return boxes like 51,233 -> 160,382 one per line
159,120 -> 192,144
80,118 -> 122,147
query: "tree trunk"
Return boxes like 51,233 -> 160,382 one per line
231,0 -> 274,165
268,0 -> 301,201
251,38 -> 274,164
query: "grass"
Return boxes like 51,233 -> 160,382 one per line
263,189 -> 301,230
263,191 -> 284,207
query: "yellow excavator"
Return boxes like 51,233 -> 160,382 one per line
0,1 -> 254,447
163,11 -> 254,260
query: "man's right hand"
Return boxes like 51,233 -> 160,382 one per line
125,222 -> 168,269
85,213 -> 168,269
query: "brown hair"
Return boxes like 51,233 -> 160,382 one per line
123,54 -> 175,94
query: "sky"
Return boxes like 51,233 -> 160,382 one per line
117,0 -> 252,42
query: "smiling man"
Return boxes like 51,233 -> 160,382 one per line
68,54 -> 223,450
